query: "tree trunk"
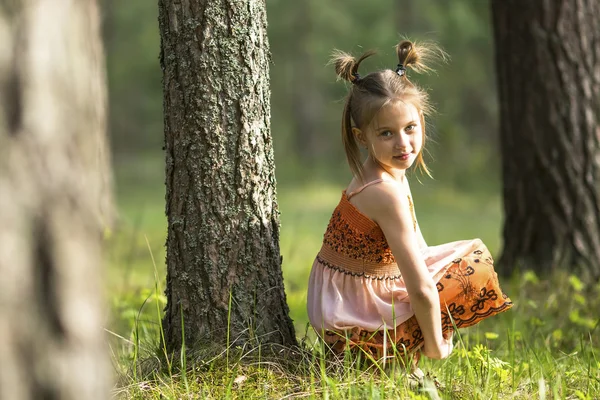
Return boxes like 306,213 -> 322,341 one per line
159,0 -> 297,353
0,1 -> 112,399
491,0 -> 600,279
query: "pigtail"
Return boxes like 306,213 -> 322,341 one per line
395,40 -> 447,76
341,96 -> 364,181
331,49 -> 376,84
331,50 -> 376,180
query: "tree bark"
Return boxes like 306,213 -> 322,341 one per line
0,1 -> 112,399
491,0 -> 600,279
159,0 -> 297,353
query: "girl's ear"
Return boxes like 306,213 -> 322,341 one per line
352,127 -> 367,148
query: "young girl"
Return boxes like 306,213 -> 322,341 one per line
307,40 -> 513,366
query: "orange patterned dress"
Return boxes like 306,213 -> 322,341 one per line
307,180 -> 513,361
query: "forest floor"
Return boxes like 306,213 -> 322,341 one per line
107,157 -> 599,399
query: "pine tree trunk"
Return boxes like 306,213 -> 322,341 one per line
491,0 -> 600,279
159,0 -> 297,352
0,1 -> 112,398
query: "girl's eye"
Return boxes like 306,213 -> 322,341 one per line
380,130 -> 393,137
405,124 -> 417,133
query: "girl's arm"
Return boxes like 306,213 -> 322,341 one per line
356,183 -> 450,359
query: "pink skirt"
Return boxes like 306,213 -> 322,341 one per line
307,239 -> 513,359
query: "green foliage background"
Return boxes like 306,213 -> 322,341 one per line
105,0 -> 499,188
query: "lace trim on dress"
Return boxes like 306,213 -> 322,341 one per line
316,255 -> 403,281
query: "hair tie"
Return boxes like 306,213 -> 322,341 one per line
351,72 -> 361,84
395,64 -> 406,77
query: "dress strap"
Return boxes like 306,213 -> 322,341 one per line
346,179 -> 386,200
347,179 -> 417,231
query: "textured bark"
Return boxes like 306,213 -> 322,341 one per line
159,0 -> 297,352
0,0 -> 112,399
492,0 -> 600,279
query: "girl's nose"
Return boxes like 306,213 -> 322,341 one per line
395,133 -> 410,149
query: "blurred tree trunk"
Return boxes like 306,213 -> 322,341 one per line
292,0 -> 323,161
159,0 -> 297,353
0,1 -> 112,399
492,0 -> 600,279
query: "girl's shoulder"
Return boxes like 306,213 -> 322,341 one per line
347,176 -> 408,200
347,178 -> 412,225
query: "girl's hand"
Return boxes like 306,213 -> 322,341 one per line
421,336 -> 454,360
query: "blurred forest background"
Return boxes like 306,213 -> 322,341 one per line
106,0 -> 497,187
105,0 -> 504,340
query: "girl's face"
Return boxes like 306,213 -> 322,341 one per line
355,101 -> 424,174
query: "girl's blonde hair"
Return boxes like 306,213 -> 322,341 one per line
331,40 -> 444,180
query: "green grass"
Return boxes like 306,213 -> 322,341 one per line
107,159 -> 600,399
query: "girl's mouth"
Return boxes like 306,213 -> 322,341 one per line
394,153 -> 410,160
